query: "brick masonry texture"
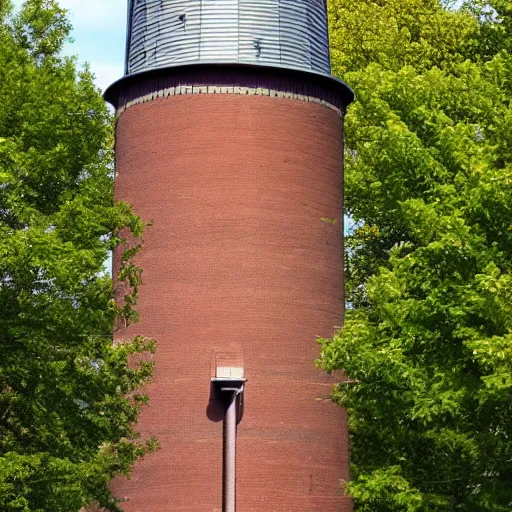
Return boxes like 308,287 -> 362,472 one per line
112,88 -> 352,512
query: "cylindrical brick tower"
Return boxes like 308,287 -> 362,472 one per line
105,2 -> 354,511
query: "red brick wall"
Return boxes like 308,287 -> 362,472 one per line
113,90 -> 351,512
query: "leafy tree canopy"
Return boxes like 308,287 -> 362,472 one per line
0,1 -> 155,510
320,0 -> 512,510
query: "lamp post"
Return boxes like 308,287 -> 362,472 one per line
212,366 -> 246,512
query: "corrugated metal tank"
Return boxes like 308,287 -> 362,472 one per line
125,0 -> 330,76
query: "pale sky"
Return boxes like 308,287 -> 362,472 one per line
13,0 -> 128,92
11,0 -> 466,93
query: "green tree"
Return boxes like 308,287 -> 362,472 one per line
0,1 -> 155,510
320,1 -> 512,510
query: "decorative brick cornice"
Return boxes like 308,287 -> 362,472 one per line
117,83 -> 344,116
113,68 -> 347,117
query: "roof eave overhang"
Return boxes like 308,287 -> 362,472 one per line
104,61 -> 355,108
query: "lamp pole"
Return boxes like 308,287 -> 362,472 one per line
224,390 -> 238,512
212,368 -> 246,512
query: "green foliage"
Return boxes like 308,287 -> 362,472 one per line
321,1 -> 512,510
328,0 -> 477,75
0,2 -> 155,510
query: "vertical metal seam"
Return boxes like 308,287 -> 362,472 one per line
199,0 -> 203,61
237,0 -> 240,62
278,0 -> 282,64
125,0 -> 133,74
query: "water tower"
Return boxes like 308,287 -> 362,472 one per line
105,1 -> 354,511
